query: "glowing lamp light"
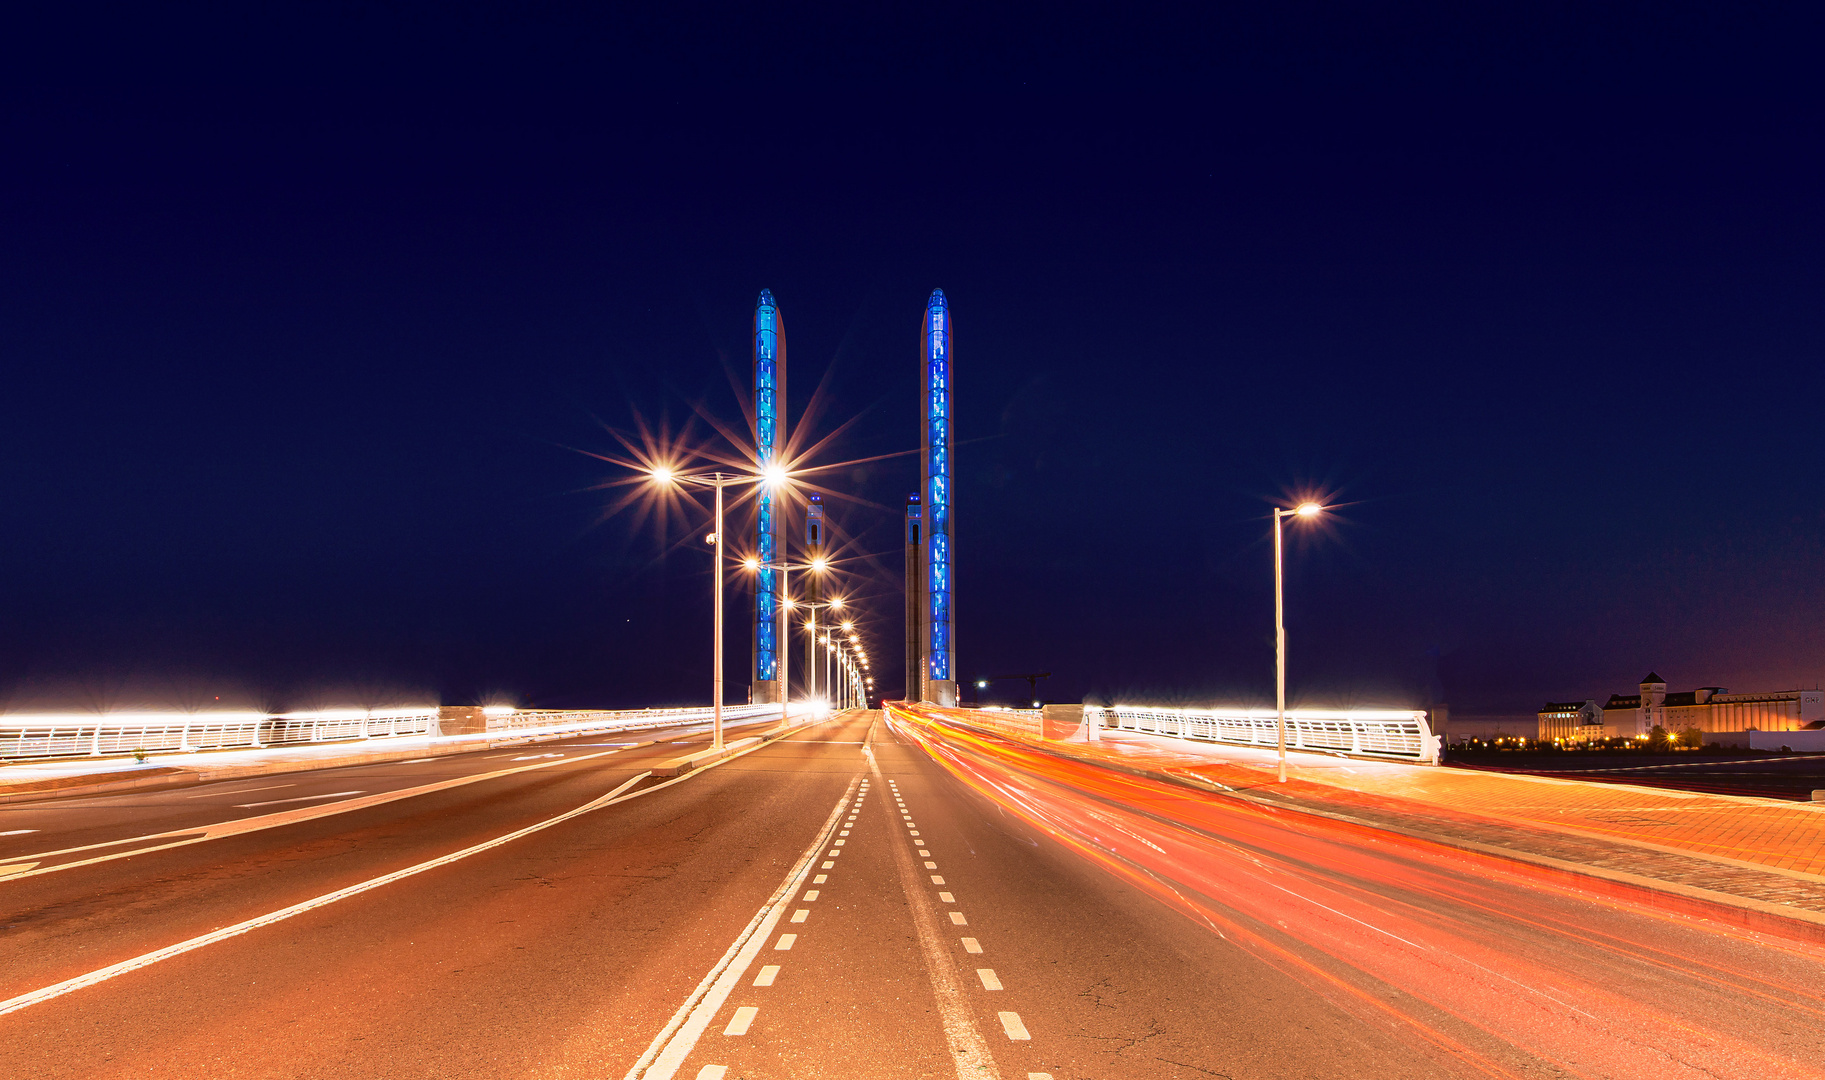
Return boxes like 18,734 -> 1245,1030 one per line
705,532 -> 718,546
743,557 -> 760,571
829,597 -> 844,609
761,463 -> 789,487
650,466 -> 675,484
1295,502 -> 1323,518
841,622 -> 854,631
810,557 -> 829,572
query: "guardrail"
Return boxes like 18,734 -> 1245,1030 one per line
0,702 -> 802,761
1095,705 -> 1440,763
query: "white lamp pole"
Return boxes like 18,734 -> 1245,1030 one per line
1273,502 -> 1324,783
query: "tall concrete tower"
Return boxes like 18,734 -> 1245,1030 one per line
917,289 -> 957,706
751,290 -> 787,704
904,493 -> 922,703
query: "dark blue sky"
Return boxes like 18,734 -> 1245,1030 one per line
1,4 -> 1820,714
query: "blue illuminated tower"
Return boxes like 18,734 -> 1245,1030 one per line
918,289 -> 957,705
752,290 -> 787,704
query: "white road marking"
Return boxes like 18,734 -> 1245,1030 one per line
803,890 -> 819,901
187,784 -> 294,799
0,829 -> 40,836
0,862 -> 42,878
910,831 -> 920,836
998,1012 -> 1031,1040
821,861 -> 835,869
827,849 -> 841,857
962,938 -> 983,954
867,758 -> 1002,1080
839,830 -> 850,836
398,758 -> 441,764
236,790 -> 364,809
977,969 -> 1003,991
950,912 -> 969,925
918,849 -> 931,856
931,875 -> 945,884
939,892 -> 955,903
834,839 -> 846,846
622,777 -> 856,1080
511,753 -> 565,761
0,769 -> 654,1019
1029,1074 -> 1054,1079
925,861 -> 939,869
790,910 -> 809,923
695,1067 -> 728,1080
723,1007 -> 758,1036
1,746 -> 632,884
813,874 -> 827,884
753,966 -> 779,987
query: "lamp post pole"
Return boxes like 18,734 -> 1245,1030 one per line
1272,502 -> 1325,783
711,475 -> 727,751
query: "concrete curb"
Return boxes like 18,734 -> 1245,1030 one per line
899,707 -> 1825,944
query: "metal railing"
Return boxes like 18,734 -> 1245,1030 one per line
0,702 -> 803,761
1096,705 -> 1439,763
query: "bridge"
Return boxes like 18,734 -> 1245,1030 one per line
3,288 -> 1822,1079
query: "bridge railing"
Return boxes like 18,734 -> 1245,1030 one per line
1095,705 -> 1439,763
0,702 -> 798,761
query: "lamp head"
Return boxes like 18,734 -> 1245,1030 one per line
1295,502 -> 1323,518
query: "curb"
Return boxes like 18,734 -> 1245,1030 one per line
898,707 -> 1825,945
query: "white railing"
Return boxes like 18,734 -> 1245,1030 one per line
0,709 -> 440,760
0,702 -> 812,761
1098,705 -> 1439,763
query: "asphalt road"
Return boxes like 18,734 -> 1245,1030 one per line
3,709 -> 1823,1079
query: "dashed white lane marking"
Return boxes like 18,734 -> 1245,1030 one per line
753,966 -> 780,987
910,831 -> 921,836
827,849 -> 841,856
695,1067 -> 728,1080
187,784 -> 293,798
925,861 -> 939,869
939,892 -> 955,903
790,910 -> 809,923
620,772 -> 856,1080
398,758 -> 442,764
931,875 -> 946,884
962,938 -> 983,954
813,874 -> 828,884
950,912 -> 969,925
803,890 -> 819,901
723,1007 -> 758,1036
977,969 -> 1003,991
510,753 -> 565,760
775,934 -> 797,951
235,790 -> 364,809
0,829 -> 40,836
998,1012 -> 1031,1040
919,849 -> 931,856
834,839 -> 846,846
821,861 -> 835,869
839,830 -> 850,836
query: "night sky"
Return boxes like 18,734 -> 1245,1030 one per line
2,5 -> 1820,717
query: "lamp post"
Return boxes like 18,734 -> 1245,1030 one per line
792,594 -> 844,709
1273,501 -> 1324,783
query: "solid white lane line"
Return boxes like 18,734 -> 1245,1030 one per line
398,758 -> 441,764
950,912 -> 969,925
694,1067 -> 728,1080
625,777 -> 856,1080
977,969 -> 1003,991
0,829 -> 40,836
186,784 -> 294,799
998,1013 -> 1031,1040
753,966 -> 780,987
803,890 -> 819,901
962,938 -> 983,954
235,790 -> 364,809
0,862 -> 42,878
0,770 -> 654,1019
3,745 -> 635,882
790,910 -> 809,923
939,892 -> 954,903
867,757 -> 1002,1080
723,1007 -> 758,1036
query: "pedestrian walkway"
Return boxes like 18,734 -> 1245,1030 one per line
915,706 -> 1825,931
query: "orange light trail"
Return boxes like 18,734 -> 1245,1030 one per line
888,703 -> 1825,1080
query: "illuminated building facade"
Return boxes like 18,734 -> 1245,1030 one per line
1540,673 -> 1824,742
751,290 -> 786,704
916,289 -> 957,705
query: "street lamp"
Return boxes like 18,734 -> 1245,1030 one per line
1273,501 -> 1325,783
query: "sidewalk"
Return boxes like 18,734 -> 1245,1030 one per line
907,706 -> 1825,934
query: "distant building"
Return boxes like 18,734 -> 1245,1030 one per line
1537,700 -> 1603,741
1543,672 -> 1825,742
